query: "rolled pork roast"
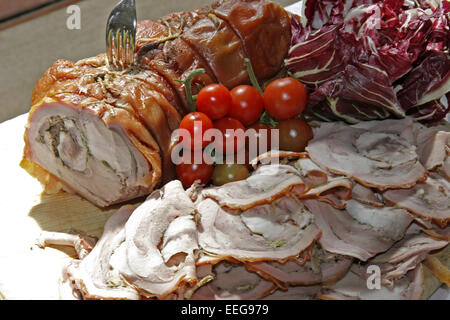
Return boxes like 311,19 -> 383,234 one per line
21,0 -> 291,207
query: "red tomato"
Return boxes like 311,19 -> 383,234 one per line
229,85 -> 264,126
263,77 -> 308,120
213,117 -> 246,155
176,160 -> 214,187
196,84 -> 232,120
179,112 -> 213,150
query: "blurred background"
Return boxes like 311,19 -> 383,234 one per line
0,0 -> 298,123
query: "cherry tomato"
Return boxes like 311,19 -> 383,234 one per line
275,119 -> 313,152
196,84 -> 232,120
213,117 -> 246,154
264,77 -> 308,120
229,85 -> 264,126
176,160 -> 214,187
212,164 -> 250,186
179,112 -> 213,150
246,123 -> 272,158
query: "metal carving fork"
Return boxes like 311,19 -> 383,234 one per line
106,0 -> 137,70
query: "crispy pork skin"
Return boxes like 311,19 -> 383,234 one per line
22,0 -> 291,207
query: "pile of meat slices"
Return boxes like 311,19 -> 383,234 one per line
39,118 -> 450,300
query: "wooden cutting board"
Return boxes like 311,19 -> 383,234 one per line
0,114 -> 141,299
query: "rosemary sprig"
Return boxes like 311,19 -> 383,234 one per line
244,58 -> 263,94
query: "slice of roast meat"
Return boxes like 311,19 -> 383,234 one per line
202,164 -> 307,210
415,125 -> 450,171
351,182 -> 384,207
304,199 -> 413,261
306,121 -> 427,190
247,244 -> 352,289
293,157 -> 329,186
321,264 -> 426,300
115,181 -> 199,299
61,205 -> 140,300
298,177 -> 352,209
383,173 -> 450,227
190,262 -> 276,300
367,232 -> 448,286
197,196 -> 320,262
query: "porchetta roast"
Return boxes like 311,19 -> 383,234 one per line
21,0 -> 291,207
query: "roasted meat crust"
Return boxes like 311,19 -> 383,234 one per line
22,0 -> 291,207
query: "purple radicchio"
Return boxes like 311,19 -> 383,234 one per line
286,0 -> 450,123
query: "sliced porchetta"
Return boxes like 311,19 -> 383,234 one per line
190,262 -> 276,300
319,263 -> 426,300
365,230 -> 449,286
197,196 -> 321,262
383,173 -> 450,227
201,164 -> 308,210
293,157 -> 329,186
305,119 -> 427,190
351,182 -> 384,207
298,176 -> 352,209
249,151 -> 309,169
21,56 -> 174,207
114,181 -> 199,299
414,124 -> 450,171
246,244 -> 352,289
60,205 -> 140,300
304,199 -> 414,261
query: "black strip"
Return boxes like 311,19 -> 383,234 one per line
0,0 -> 66,24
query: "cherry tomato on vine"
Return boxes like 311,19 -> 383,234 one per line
214,117 -> 246,154
176,160 -> 214,187
196,84 -> 232,120
212,164 -> 250,186
229,85 -> 264,126
264,77 -> 308,120
179,112 -> 213,150
276,119 -> 313,152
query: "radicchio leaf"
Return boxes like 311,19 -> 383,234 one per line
286,0 -> 450,123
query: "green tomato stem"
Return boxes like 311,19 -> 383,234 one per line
175,68 -> 206,112
244,58 -> 263,94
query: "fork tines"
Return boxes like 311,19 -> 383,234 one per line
106,0 -> 137,71
106,28 -> 135,70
